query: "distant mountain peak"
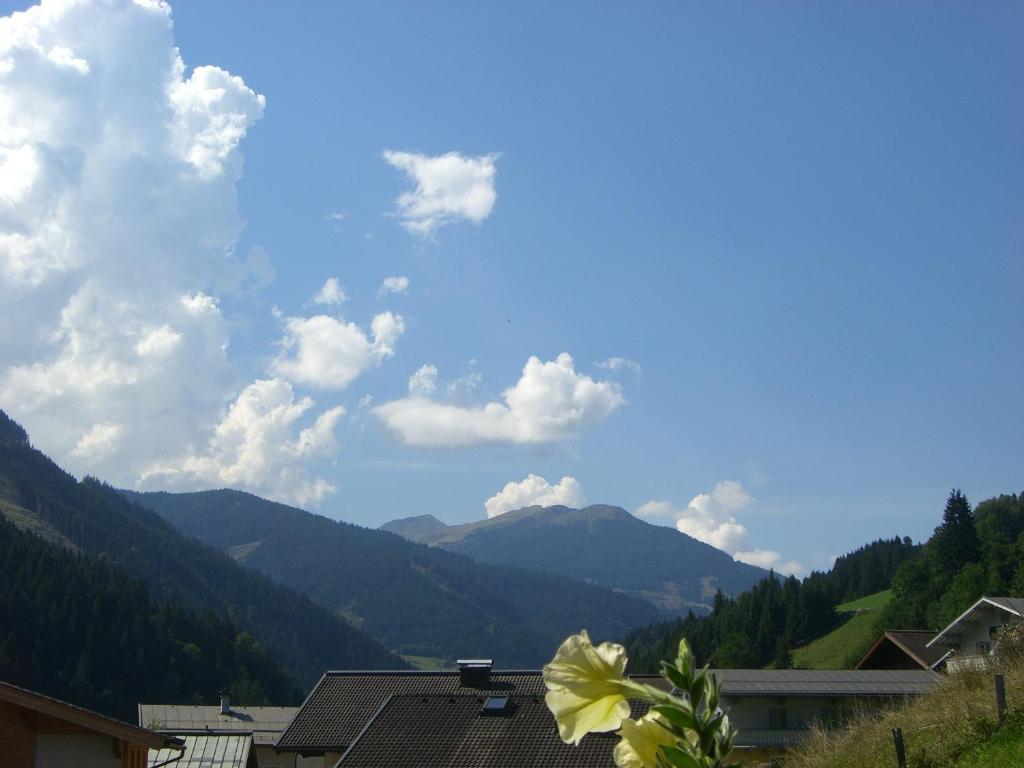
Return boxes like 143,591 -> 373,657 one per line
380,501 -> 766,614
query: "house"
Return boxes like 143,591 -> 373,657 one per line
855,630 -> 950,671
274,661 -> 942,767
138,692 -> 298,768
711,668 -> 943,765
0,678 -> 182,768
334,694 -> 631,768
926,596 -> 1024,672
274,663 -> 562,766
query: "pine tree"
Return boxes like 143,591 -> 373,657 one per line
933,489 -> 981,574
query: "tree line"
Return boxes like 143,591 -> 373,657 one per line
0,515 -> 296,721
624,536 -> 917,672
881,490 -> 1024,632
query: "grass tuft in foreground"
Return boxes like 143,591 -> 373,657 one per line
784,658 -> 1024,767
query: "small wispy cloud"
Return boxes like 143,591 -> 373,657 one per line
312,277 -> 347,307
597,357 -> 642,377
378,275 -> 410,297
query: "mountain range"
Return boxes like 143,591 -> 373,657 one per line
126,489 -> 665,667
381,504 -> 767,613
0,411 -> 403,691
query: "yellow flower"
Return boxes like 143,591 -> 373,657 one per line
543,630 -> 643,745
613,713 -> 677,768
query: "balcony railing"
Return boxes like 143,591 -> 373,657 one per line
947,654 -> 992,673
733,730 -> 809,748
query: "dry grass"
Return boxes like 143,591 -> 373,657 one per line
783,659 -> 1024,768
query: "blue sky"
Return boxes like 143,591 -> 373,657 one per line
0,0 -> 1020,574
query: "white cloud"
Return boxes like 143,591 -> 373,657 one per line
637,481 -> 804,576
70,422 -> 123,463
484,474 -> 586,519
378,275 -> 410,296
0,0 -> 342,505
168,63 -> 265,180
312,277 -> 347,306
597,357 -> 642,376
142,378 -> 344,506
383,150 -> 497,235
734,548 -> 805,576
271,311 -> 405,391
135,325 -> 183,358
373,353 -> 625,446
407,364 -> 438,397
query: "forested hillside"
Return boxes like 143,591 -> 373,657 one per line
382,504 -> 766,613
0,411 -> 405,690
881,490 -> 1024,631
0,516 -> 294,721
129,489 -> 664,667
624,536 -> 917,671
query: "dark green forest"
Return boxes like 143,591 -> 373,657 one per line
0,410 -> 405,692
0,515 -> 294,721
625,489 -> 1024,672
624,536 -> 918,671
881,490 -> 1024,632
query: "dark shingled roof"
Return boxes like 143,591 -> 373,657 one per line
276,671 -> 547,752
336,695 -> 630,768
710,668 -> 943,697
277,671 -> 666,753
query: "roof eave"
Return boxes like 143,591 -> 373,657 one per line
927,596 -> 1020,648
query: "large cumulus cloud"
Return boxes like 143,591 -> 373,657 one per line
0,0 -> 343,504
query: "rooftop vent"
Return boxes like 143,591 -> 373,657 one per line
457,659 -> 493,688
480,696 -> 510,716
219,690 -> 231,715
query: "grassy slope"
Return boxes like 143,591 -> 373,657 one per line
836,589 -> 892,612
792,589 -> 891,669
784,662 -> 1024,768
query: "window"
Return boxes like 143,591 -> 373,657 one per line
768,708 -> 788,730
977,640 -> 992,656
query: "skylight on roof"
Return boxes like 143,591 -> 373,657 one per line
480,696 -> 509,715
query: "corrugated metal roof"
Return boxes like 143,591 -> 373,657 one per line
139,704 -> 297,734
989,597 -> 1024,616
711,669 -> 942,696
148,734 -> 251,768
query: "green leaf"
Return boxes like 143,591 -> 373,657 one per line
660,661 -> 690,691
659,745 -> 703,768
652,704 -> 697,732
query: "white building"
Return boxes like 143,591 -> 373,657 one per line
926,596 -> 1024,673
139,693 -> 298,768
